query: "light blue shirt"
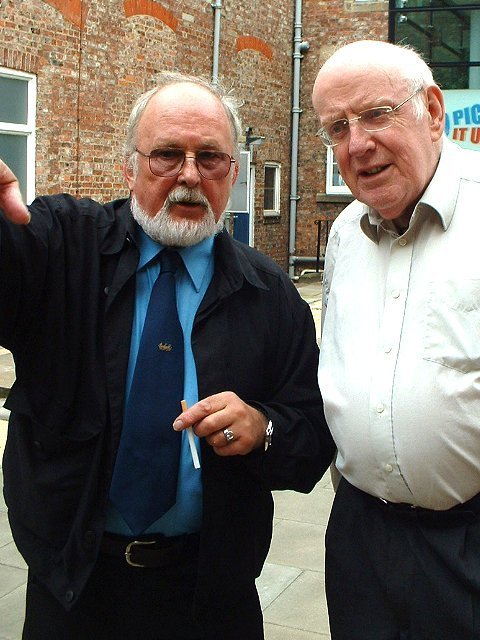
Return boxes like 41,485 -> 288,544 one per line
106,229 -> 215,536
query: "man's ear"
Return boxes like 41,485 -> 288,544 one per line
229,157 -> 239,187
426,85 -> 445,143
123,160 -> 135,191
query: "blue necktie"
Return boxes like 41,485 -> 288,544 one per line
110,249 -> 184,535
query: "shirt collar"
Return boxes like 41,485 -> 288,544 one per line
136,227 -> 214,293
360,137 -> 461,243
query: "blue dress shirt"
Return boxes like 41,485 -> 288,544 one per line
106,229 -> 215,536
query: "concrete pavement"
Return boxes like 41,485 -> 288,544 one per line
0,274 -> 333,640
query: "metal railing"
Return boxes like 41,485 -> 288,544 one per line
314,218 -> 332,272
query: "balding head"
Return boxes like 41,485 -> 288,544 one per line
315,40 -> 435,94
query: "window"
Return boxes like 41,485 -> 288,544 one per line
0,68 -> 36,203
389,1 -> 480,90
347,0 -> 388,8
326,148 -> 351,195
263,163 -> 280,216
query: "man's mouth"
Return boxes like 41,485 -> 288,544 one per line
362,166 -> 385,176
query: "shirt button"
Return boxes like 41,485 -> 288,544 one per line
376,404 -> 385,413
391,289 -> 400,298
398,238 -> 407,246
384,345 -> 392,354
384,463 -> 393,473
65,590 -> 74,603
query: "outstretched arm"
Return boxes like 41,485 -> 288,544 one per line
0,159 -> 31,225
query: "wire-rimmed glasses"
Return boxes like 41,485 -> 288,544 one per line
135,147 -> 236,180
317,88 -> 424,148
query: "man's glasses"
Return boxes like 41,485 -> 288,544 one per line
135,147 -> 236,180
317,88 -> 424,148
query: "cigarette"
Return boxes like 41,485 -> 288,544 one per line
181,400 -> 201,469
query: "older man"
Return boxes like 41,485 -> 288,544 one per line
0,72 -> 334,639
313,41 -> 480,639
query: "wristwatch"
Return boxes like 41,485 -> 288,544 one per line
264,420 -> 274,451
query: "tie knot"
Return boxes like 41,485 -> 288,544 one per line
160,248 -> 182,274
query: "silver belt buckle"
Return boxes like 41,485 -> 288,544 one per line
125,539 -> 155,567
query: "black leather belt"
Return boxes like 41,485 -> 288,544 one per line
372,492 -> 480,528
100,532 -> 200,568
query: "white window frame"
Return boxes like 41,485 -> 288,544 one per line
0,67 -> 36,203
263,162 -> 280,217
326,147 -> 351,195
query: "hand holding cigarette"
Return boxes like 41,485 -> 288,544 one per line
174,392 -> 267,457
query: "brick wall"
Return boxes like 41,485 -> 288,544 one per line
296,0 -> 389,264
0,0 -> 390,270
0,0 -> 295,267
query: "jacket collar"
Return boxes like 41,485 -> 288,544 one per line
213,230 -> 269,295
100,198 -> 137,255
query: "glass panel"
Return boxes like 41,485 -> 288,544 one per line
396,1 -> 480,8
264,166 -> 276,210
394,8 -> 480,88
0,133 -> 28,201
229,151 -> 249,212
0,76 -> 29,124
332,158 -> 347,188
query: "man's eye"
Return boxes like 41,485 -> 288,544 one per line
198,151 -> 221,161
197,151 -> 224,167
362,108 -> 390,123
151,149 -> 183,161
329,120 -> 348,137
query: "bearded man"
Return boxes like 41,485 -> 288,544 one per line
0,72 -> 334,639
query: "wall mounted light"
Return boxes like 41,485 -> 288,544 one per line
244,127 -> 266,150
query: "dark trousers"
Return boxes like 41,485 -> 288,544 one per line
22,543 -> 264,640
325,478 -> 480,640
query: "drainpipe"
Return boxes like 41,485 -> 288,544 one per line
288,0 -> 309,279
212,0 -> 222,85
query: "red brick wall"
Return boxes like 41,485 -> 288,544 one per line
297,0 -> 389,262
0,0 -> 296,267
0,0 -> 390,269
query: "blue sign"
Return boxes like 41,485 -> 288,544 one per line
444,90 -> 480,150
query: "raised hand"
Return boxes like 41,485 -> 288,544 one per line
0,159 -> 30,225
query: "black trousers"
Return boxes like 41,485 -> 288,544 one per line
22,542 -> 264,640
325,479 -> 480,640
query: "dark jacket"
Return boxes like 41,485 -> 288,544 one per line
0,195 -> 334,626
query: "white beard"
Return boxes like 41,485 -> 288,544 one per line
130,187 -> 225,247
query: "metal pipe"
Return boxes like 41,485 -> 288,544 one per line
288,0 -> 309,278
291,255 -> 323,264
211,0 -> 222,85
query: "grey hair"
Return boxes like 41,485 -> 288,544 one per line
124,72 -> 243,174
391,43 -> 435,119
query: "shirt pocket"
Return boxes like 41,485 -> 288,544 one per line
423,279 -> 480,373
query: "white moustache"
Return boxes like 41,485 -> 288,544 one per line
167,188 -> 209,207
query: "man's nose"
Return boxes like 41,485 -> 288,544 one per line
347,121 -> 375,155
177,156 -> 202,186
